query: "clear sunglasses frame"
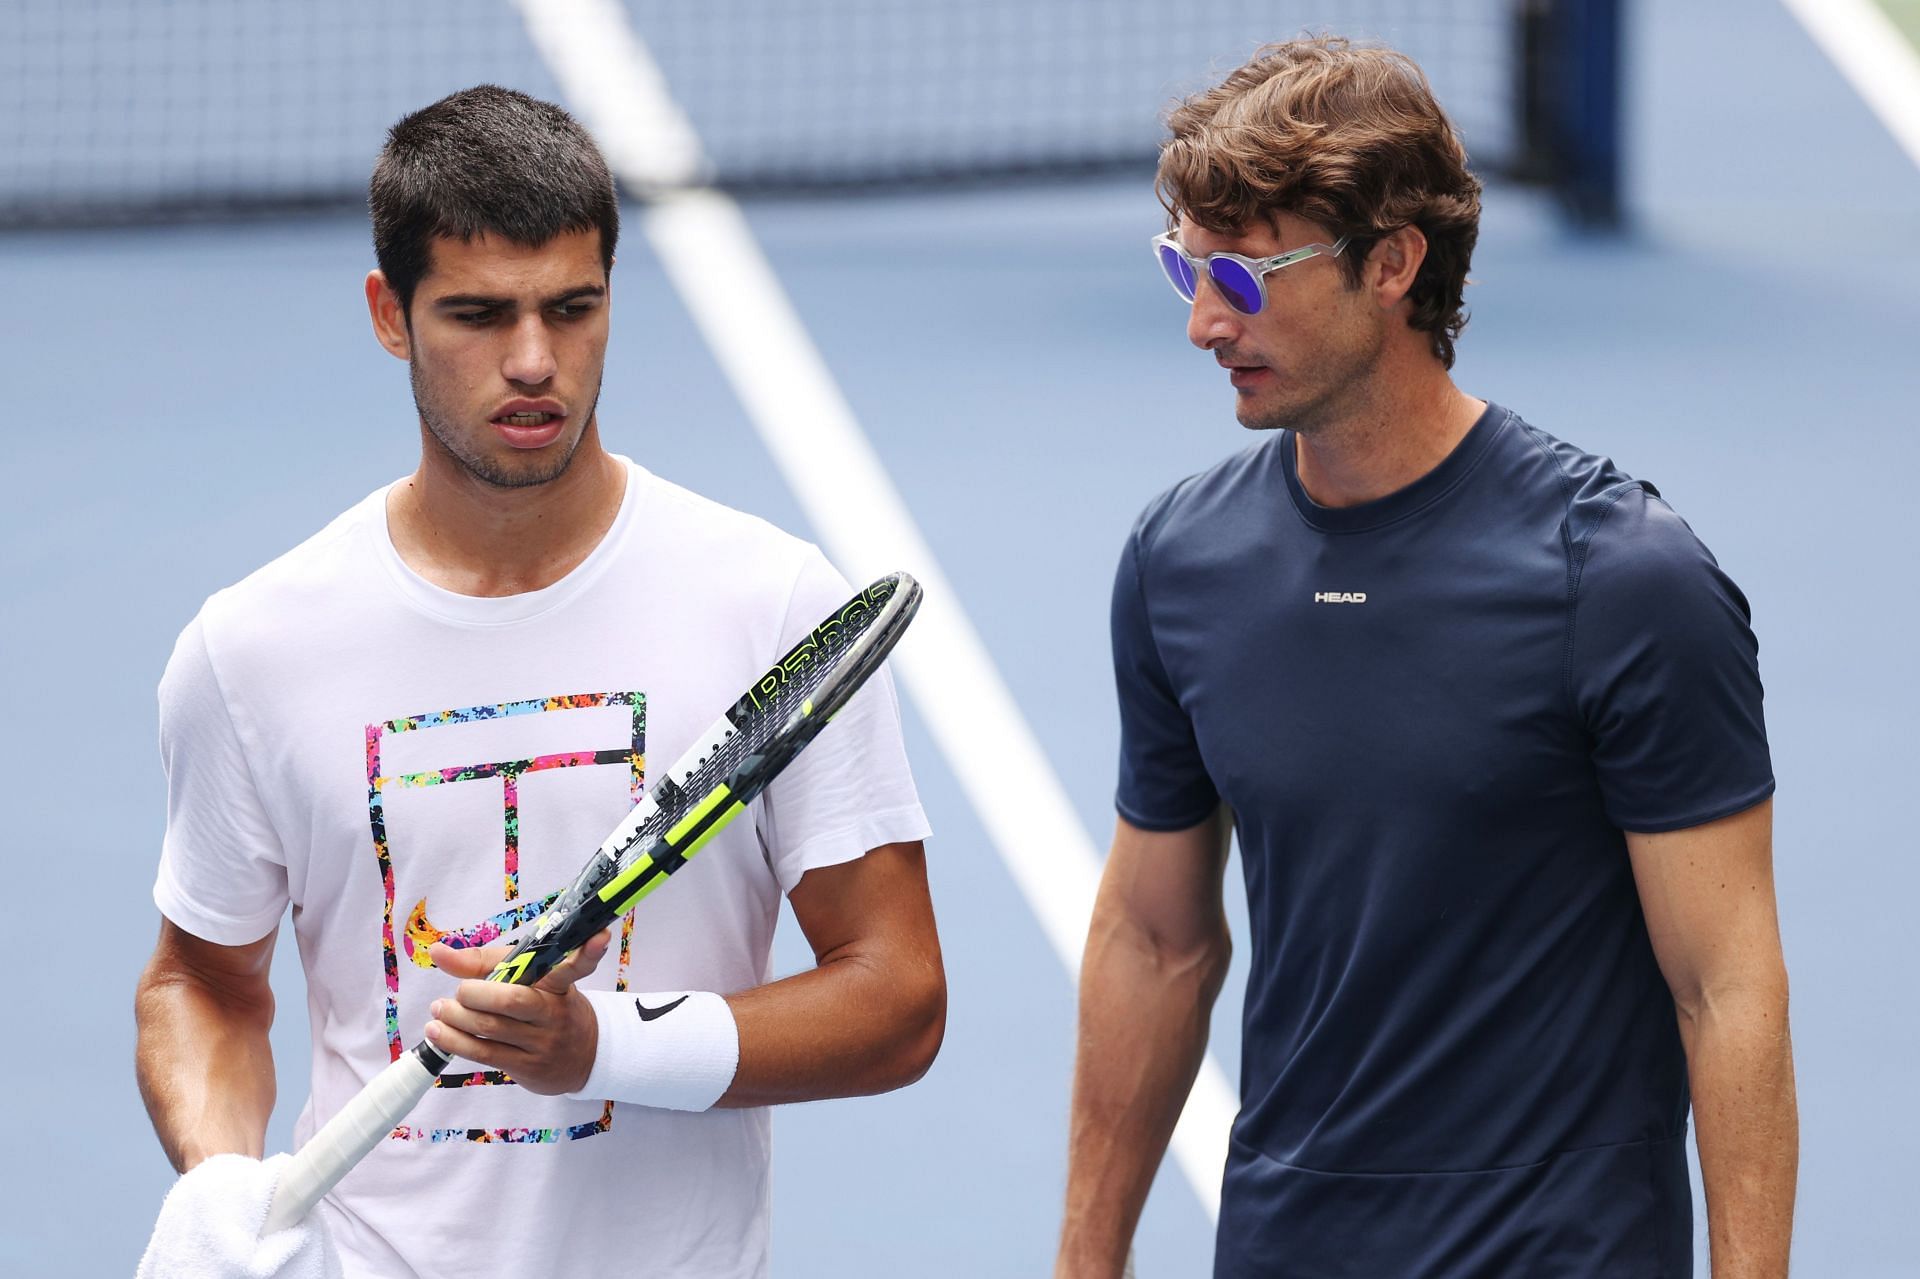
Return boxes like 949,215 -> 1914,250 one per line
1150,232 -> 1354,315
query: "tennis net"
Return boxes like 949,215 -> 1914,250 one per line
1,0 -> 1619,227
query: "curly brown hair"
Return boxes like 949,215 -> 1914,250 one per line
1157,37 -> 1482,368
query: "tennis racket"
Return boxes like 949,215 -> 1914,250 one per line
263,571 -> 921,1234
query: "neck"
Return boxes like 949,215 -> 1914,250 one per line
1290,352 -> 1484,509
386,423 -> 628,597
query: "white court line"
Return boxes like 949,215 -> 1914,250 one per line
512,0 -> 1237,1225
1780,0 -> 1920,171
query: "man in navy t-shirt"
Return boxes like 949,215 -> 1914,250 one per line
1055,37 -> 1797,1279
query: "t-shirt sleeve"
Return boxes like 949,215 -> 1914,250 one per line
153,611 -> 290,945
1112,520 -> 1219,831
753,549 -> 931,894
1569,489 -> 1775,833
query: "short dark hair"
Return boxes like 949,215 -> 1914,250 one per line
1157,37 -> 1482,368
370,85 -> 619,316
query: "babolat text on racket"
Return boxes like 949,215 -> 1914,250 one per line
263,571 -> 922,1233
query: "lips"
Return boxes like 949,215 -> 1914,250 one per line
1215,349 -> 1271,389
489,400 -> 566,448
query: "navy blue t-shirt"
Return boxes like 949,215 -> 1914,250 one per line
1112,404 -> 1772,1278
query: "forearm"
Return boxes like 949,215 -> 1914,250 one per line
135,972 -> 276,1171
1680,986 -> 1798,1278
1058,911 -> 1229,1276
716,947 -> 945,1107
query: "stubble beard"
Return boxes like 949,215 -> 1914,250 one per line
1233,301 -> 1387,436
410,358 -> 602,490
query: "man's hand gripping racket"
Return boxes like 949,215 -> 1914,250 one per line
262,572 -> 921,1234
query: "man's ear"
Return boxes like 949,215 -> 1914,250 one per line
1365,224 -> 1428,311
366,270 -> 412,361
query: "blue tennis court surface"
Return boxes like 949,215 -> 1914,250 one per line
2,1 -> 1916,1273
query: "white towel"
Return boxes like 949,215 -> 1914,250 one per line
137,1153 -> 343,1279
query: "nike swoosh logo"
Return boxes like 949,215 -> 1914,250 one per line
404,891 -> 563,969
635,995 -> 688,1022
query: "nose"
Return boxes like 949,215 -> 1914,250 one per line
502,313 -> 558,386
1185,276 -> 1241,351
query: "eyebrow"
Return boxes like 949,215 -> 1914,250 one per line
431,284 -> 607,311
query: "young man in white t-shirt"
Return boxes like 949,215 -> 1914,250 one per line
134,86 -> 944,1279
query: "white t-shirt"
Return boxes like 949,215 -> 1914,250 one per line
154,458 -> 929,1278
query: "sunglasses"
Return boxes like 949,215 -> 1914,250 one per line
1151,232 -> 1354,315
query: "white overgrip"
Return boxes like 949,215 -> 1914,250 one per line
260,1051 -> 436,1235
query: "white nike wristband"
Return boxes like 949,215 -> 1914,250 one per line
565,989 -> 739,1112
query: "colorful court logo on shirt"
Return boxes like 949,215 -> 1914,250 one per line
366,691 -> 645,1144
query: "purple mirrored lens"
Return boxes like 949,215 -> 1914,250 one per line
1208,258 -> 1264,314
1156,244 -> 1197,300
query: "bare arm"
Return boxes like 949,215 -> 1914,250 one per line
428,840 -> 945,1105
1627,798 -> 1796,1278
134,917 -> 279,1172
719,839 -> 944,1104
1057,809 -> 1233,1279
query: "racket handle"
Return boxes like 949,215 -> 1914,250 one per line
261,1050 -> 437,1235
